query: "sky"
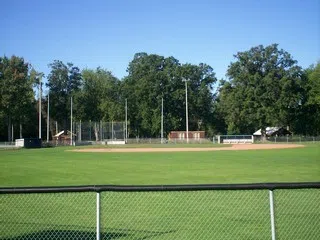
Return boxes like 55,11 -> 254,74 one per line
1,0 -> 319,83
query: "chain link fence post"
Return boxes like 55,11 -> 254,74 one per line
96,192 -> 101,240
269,190 -> 277,240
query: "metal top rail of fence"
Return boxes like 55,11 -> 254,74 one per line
1,182 -> 319,194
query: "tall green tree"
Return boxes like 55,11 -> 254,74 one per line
46,60 -> 82,133
219,44 -> 304,138
295,63 -> 320,135
74,68 -> 121,140
123,53 -> 217,137
76,67 -> 122,120
0,56 -> 35,141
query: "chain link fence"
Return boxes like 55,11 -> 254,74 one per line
265,136 -> 320,143
73,121 -> 126,142
1,183 -> 319,239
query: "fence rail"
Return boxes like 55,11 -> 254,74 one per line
1,182 -> 319,239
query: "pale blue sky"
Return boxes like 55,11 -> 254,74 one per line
1,0 -> 319,82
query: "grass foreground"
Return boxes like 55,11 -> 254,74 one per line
0,143 -> 319,239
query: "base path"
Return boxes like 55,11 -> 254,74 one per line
70,144 -> 304,153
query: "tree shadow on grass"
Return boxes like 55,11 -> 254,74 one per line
1,229 -> 127,240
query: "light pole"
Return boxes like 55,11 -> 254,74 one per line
125,98 -> 128,142
38,75 -> 42,139
161,97 -> 164,144
70,96 -> 73,146
47,92 -> 50,142
182,78 -> 189,143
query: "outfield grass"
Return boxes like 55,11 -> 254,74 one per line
0,143 -> 319,187
0,144 -> 319,239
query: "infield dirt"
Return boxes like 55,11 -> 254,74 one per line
70,144 -> 304,153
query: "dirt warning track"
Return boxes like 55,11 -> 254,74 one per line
70,144 -> 304,153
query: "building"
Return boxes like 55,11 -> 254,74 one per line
253,127 -> 292,137
54,130 -> 76,145
168,131 -> 205,140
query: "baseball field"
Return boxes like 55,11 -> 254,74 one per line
0,143 -> 319,239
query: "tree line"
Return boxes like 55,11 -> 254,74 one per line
0,43 -> 319,141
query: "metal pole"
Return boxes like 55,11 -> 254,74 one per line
89,120 -> 92,141
125,99 -> 128,142
123,122 -> 125,140
112,120 -> 114,140
47,93 -> 50,142
100,121 -> 102,141
70,96 -> 73,146
96,192 -> 100,240
182,78 -> 189,143
19,123 -> 22,139
269,190 -> 276,240
39,76 -> 42,139
161,97 -> 164,144
55,121 -> 58,134
79,120 -> 82,142
11,124 -> 14,142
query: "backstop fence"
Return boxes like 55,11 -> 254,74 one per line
1,182 -> 319,240
73,121 -> 126,142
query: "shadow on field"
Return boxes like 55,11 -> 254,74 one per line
2,229 -> 176,239
1,229 -> 128,239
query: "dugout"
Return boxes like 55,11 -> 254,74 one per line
15,138 -> 42,148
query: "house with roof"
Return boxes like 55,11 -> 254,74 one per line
253,127 -> 292,137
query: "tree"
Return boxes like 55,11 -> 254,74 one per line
219,44 -> 304,138
75,68 -> 121,140
122,53 -> 217,137
296,63 -> 320,135
46,60 -> 82,133
0,56 -> 35,141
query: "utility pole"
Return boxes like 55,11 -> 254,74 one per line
38,75 -> 42,139
182,78 -> 189,143
47,92 -> 50,142
161,97 -> 164,144
70,96 -> 73,146
125,98 -> 128,142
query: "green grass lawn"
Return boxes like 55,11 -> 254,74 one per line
0,144 -> 319,239
0,143 -> 319,186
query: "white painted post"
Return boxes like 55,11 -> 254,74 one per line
96,192 -> 100,240
269,190 -> 276,240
